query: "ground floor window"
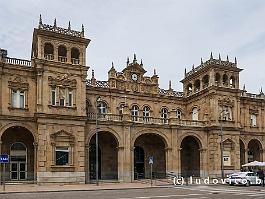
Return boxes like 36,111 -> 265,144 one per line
55,147 -> 69,166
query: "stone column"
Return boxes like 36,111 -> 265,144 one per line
177,148 -> 182,177
260,149 -> 265,162
0,141 -> 2,184
199,148 -> 207,178
33,142 -> 38,183
130,147 -> 135,182
165,147 -> 172,173
85,145 -> 90,183
245,148 -> 249,164
117,146 -> 124,182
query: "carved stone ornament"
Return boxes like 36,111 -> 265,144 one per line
50,130 -> 75,146
48,73 -> 77,88
249,107 -> 259,115
8,76 -> 29,91
218,97 -> 234,107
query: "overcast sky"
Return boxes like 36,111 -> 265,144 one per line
1,0 -> 265,93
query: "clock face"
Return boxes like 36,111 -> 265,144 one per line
131,73 -> 138,81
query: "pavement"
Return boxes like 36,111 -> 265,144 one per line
0,179 -> 172,194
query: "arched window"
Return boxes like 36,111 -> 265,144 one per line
131,105 -> 139,121
229,76 -> 235,88
176,109 -> 182,119
71,48 -> 80,64
187,83 -> 192,96
86,100 -> 92,117
202,75 -> 209,88
161,108 -> 168,124
194,79 -> 200,92
143,106 -> 150,123
192,107 -> 198,121
215,73 -> 221,86
58,45 -> 67,62
98,101 -> 107,115
223,74 -> 228,87
44,43 -> 54,60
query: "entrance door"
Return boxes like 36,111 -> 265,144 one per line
10,162 -> 27,180
10,142 -> 27,181
134,146 -> 145,179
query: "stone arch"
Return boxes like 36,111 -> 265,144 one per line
86,127 -> 122,147
133,129 -> 168,179
131,129 -> 170,148
240,138 -> 247,166
179,133 -> 203,150
0,122 -> 37,142
247,139 -> 263,162
180,135 -> 202,177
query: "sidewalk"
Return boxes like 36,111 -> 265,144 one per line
0,180 -> 172,194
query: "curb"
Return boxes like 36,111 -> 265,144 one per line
0,185 -> 173,195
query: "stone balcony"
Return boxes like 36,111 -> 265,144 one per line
87,113 -> 206,127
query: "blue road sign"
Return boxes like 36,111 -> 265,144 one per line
0,154 -> 9,163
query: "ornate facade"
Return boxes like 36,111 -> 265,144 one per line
0,17 -> 265,183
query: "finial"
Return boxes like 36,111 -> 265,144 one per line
260,87 -> 264,95
127,57 -> 129,66
92,69 -> 95,79
169,80 -> 172,90
218,53 -> 221,61
81,24 -> 84,36
226,55 -> 229,61
243,84 -> 246,91
192,64 -> 195,70
185,68 -> 187,77
111,62 -> 115,69
201,58 -> 203,64
133,53 -> 137,63
68,21 -> 71,30
210,52 -> 213,59
140,59 -> 143,66
54,18 -> 57,27
39,14 -> 42,27
235,57 -> 237,65
154,69 -> 156,76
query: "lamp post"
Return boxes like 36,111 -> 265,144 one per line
95,96 -> 101,186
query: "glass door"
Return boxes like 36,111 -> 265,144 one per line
19,162 -> 26,180
10,162 -> 18,180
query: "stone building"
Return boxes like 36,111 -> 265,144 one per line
0,17 -> 264,183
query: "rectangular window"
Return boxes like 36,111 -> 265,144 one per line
60,97 -> 65,107
11,90 -> 25,108
55,147 -> 69,166
68,91 -> 73,107
250,114 -> 257,127
51,88 -> 56,105
223,151 -> 231,166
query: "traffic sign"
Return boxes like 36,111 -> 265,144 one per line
0,154 -> 9,163
149,156 -> 154,164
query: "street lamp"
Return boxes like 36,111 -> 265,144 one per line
95,96 -> 101,186
219,109 -> 230,180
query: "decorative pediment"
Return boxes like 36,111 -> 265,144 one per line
50,130 -> 75,145
249,107 -> 259,115
218,97 -> 234,107
8,76 -> 29,90
48,74 -> 77,88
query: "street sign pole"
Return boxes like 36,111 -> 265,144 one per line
3,163 -> 5,192
148,156 -> 154,187
150,163 -> 153,186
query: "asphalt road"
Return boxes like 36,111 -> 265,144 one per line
1,185 -> 265,199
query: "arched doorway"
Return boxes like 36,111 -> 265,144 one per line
89,131 -> 118,181
1,126 -> 34,181
181,136 -> 201,177
134,133 -> 166,179
248,139 -> 262,162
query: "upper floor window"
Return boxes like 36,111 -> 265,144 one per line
44,43 -> 54,60
58,45 -> 67,62
192,107 -> 198,121
176,109 -> 182,119
187,83 -> 192,96
68,90 -> 73,107
131,105 -> 139,121
143,106 -> 150,122
11,90 -> 25,108
223,74 -> 228,87
221,106 -> 232,121
215,73 -> 221,86
229,76 -> 235,88
161,108 -> 168,124
51,87 -> 56,106
202,75 -> 209,88
59,88 -> 65,107
71,48 -> 80,65
250,114 -> 257,127
194,79 -> 200,93
98,101 -> 107,115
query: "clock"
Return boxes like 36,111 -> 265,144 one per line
131,73 -> 138,81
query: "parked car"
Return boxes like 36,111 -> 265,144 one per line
226,172 -> 259,186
